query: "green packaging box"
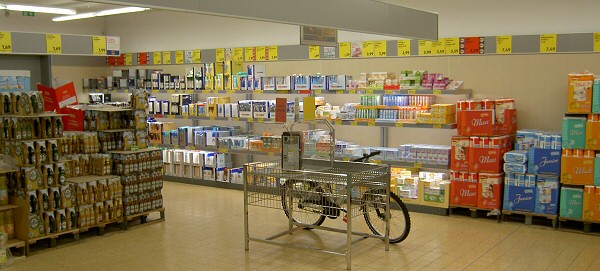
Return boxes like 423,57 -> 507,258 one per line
559,187 -> 584,219
593,79 -> 600,113
562,116 -> 587,149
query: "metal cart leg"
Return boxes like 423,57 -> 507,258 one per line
244,167 -> 250,251
346,176 -> 352,271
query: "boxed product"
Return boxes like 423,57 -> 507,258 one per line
559,186 -> 584,220
586,117 -> 600,150
21,166 -> 43,191
503,174 -> 536,212
596,157 -> 600,186
561,152 -> 595,185
504,150 -> 528,164
450,171 -> 478,207
60,185 -> 75,208
568,73 -> 594,113
594,79 -> 600,113
503,163 -> 527,174
583,186 -> 600,222
66,207 -> 77,230
419,180 -> 450,208
562,116 -> 587,149
28,214 -> 44,238
451,136 -> 470,171
55,209 -> 67,233
535,175 -> 560,214
44,211 -> 56,234
527,148 -> 561,175
469,147 -> 504,173
457,107 -> 517,136
478,173 -> 503,209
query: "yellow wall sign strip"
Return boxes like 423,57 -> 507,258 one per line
193,50 -> 202,63
244,47 -> 255,61
216,48 -> 225,62
92,36 -> 107,55
431,40 -> 445,55
256,46 -> 267,61
268,46 -> 278,61
233,47 -> 244,61
540,34 -> 557,53
46,34 -> 62,54
418,40 -> 432,55
339,42 -> 351,58
444,38 -> 460,55
163,51 -> 172,64
496,36 -> 512,54
0,32 -> 12,53
363,41 -> 375,57
153,52 -> 162,64
397,40 -> 411,56
309,45 -> 320,59
175,50 -> 184,64
594,33 -> 600,52
374,40 -> 387,57
125,53 -> 133,66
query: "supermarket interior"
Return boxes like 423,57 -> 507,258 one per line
2,0 -> 600,270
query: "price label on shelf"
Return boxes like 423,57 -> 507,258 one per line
395,123 -> 404,127
595,33 -> 600,52
175,50 -> 185,64
153,52 -> 162,64
309,45 -> 320,59
268,46 -> 278,61
0,32 -> 12,53
418,40 -> 432,56
414,163 -> 423,168
434,89 -> 443,94
216,48 -> 225,62
233,117 -> 240,122
233,47 -> 244,61
397,40 -> 411,56
385,90 -> 393,94
226,89 -> 236,94
256,46 -> 267,61
339,42 -> 351,58
434,124 -> 443,129
257,118 -> 264,123
209,116 -> 216,121
188,146 -> 196,150
268,152 -> 275,156
92,36 -> 107,55
202,90 -> 211,94
183,115 -> 189,119
152,143 -> 158,147
351,121 -> 358,126
193,50 -> 202,63
335,119 -> 342,125
125,54 -> 133,66
408,89 -> 416,94
167,89 -> 175,93
151,89 -> 159,94
444,38 -> 460,55
167,115 -> 175,119
218,148 -> 229,154
431,40 -> 445,55
254,89 -> 263,94
174,144 -> 179,149
186,90 -> 195,94
315,89 -> 322,94
245,47 -> 255,61
372,160 -> 382,164
540,34 -> 557,53
247,118 -> 254,122
363,41 -> 375,57
496,36 -> 513,54
368,119 -> 376,126
163,51 -> 172,64
349,89 -> 357,94
366,89 -> 374,94
343,157 -> 351,161
374,40 -> 387,57
336,90 -> 344,94
46,34 -> 62,54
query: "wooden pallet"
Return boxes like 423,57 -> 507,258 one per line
26,228 -> 80,256
557,217 -> 600,234
449,204 -> 501,222
78,218 -> 124,235
501,210 -> 558,228
123,207 -> 165,230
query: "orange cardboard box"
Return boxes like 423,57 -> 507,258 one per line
457,109 -> 517,136
451,136 -> 470,171
568,73 -> 594,114
477,173 -> 503,209
583,186 -> 600,222
586,121 -> 600,150
468,147 -> 504,173
561,156 -> 595,185
450,180 -> 478,207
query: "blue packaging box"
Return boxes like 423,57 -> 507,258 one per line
504,163 -> 527,174
535,175 -> 560,215
562,116 -> 587,149
528,148 -> 562,175
503,183 -> 536,212
504,150 -> 528,164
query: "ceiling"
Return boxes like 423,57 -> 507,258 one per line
2,0 -> 131,13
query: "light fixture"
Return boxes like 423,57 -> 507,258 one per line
52,6 -> 148,22
0,3 -> 76,15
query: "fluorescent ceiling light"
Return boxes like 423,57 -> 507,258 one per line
0,4 -> 76,15
52,6 -> 148,22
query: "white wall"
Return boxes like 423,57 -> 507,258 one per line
0,12 -> 106,35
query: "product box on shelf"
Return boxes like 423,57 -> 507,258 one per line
560,186 -> 584,220
450,171 -> 478,207
567,73 -> 594,114
310,75 -> 326,90
326,75 -> 351,90
527,148 -> 562,175
583,186 -> 600,222
469,147 -> 504,174
535,175 -> 560,215
275,76 -> 291,91
562,116 -> 587,149
595,157 -> 600,186
593,79 -> 600,113
419,180 -> 450,208
457,109 -> 517,136
293,75 -> 310,91
451,136 -> 470,171
503,174 -> 536,212
478,173 -> 503,209
561,151 -> 595,185
586,117 -> 600,150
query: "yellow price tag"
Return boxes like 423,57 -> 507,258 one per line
497,36 -> 513,54
374,40 -> 387,57
339,42 -> 351,58
151,89 -> 159,93
433,124 -> 442,129
256,46 -> 267,61
395,123 -> 404,127
397,40 -> 411,56
92,36 -> 107,55
233,117 -> 240,122
418,40 -> 432,55
153,143 -> 158,147
366,89 -> 374,94
247,118 -> 254,122
123,89 -> 129,93
431,40 -> 445,55
595,33 -> 600,52
193,50 -> 202,63
349,89 -> 357,94
315,89 -> 322,94
174,144 -> 179,149
385,90 -> 393,94
368,119 -> 376,126
268,152 -> 275,156
414,163 -> 423,168
372,160 -> 382,164
444,38 -> 460,55
202,90 -> 211,94
0,32 -> 12,53
153,52 -> 162,64
257,118 -> 264,123
167,89 -> 175,93
188,146 -> 196,150
125,53 -> 133,66
268,46 -> 278,61
218,148 -> 229,154
343,157 -> 350,161
233,47 -> 244,61
254,90 -> 263,94
335,119 -> 342,125
408,89 -> 416,94
434,89 -> 443,95
244,47 -> 255,61
540,34 -> 557,53
175,50 -> 184,64
351,121 -> 358,126
309,45 -> 320,59
186,90 -> 195,94
226,89 -> 236,94
183,115 -> 189,119
216,48 -> 225,62
167,115 -> 175,119
163,51 -> 172,64
277,90 -> 288,94
209,116 -> 216,121
46,34 -> 62,54
336,90 -> 344,94
363,41 -> 375,57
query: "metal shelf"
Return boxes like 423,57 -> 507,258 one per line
107,148 -> 161,154
164,175 -> 243,191
155,143 -> 278,156
87,88 -> 471,96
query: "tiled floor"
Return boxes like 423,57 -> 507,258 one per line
10,181 -> 600,271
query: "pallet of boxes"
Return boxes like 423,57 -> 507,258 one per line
450,98 -> 517,219
558,73 -> 600,232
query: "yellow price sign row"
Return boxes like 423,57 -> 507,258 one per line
153,52 -> 162,64
363,41 -> 375,57
175,50 -> 184,64
125,53 -> 133,66
594,33 -> 600,52
431,40 -> 445,55
540,34 -> 557,53
256,46 -> 267,61
397,40 -> 411,56
92,36 -> 107,55
216,48 -> 225,62
497,36 -> 513,54
163,51 -> 172,64
233,47 -> 244,61
244,47 -> 255,61
46,33 -> 62,54
418,40 -> 432,56
0,32 -> 12,53
268,46 -> 278,61
193,50 -> 202,63
444,38 -> 460,55
374,40 -> 387,57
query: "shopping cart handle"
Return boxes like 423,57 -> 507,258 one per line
352,151 -> 381,162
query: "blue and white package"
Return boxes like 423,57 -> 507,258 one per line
503,150 -> 528,164
503,183 -> 536,212
527,148 -> 561,175
535,175 -> 560,215
504,163 -> 527,174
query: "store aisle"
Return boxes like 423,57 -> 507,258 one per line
10,181 -> 600,271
